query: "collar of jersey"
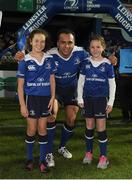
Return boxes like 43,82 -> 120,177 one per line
89,56 -> 110,67
25,53 -> 50,65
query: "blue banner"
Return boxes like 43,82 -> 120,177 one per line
119,48 -> 132,74
0,0 -> 132,57
17,0 -> 132,51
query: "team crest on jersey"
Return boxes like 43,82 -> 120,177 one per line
74,58 -> 80,65
55,61 -> 59,66
28,65 -> 36,71
45,62 -> 51,69
99,66 -> 105,72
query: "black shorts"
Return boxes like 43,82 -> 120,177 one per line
84,97 -> 107,119
56,85 -> 78,106
26,95 -> 51,118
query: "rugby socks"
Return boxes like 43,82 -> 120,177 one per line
47,122 -> 56,154
25,135 -> 35,161
85,128 -> 94,153
38,134 -> 48,162
59,123 -> 74,148
98,130 -> 108,156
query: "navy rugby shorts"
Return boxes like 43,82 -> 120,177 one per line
83,97 -> 107,119
56,85 -> 78,106
26,95 -> 51,118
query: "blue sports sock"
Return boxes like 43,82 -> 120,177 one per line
25,135 -> 35,161
85,128 -> 94,153
59,123 -> 74,148
99,141 -> 107,156
98,131 -> 108,156
47,122 -> 56,154
38,135 -> 48,162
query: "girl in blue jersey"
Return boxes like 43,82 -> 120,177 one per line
77,35 -> 116,169
17,29 -> 56,173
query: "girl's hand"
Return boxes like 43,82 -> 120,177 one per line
48,97 -> 54,112
47,113 -> 56,123
106,105 -> 113,114
20,105 -> 29,118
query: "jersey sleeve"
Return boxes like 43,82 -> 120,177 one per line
17,60 -> 26,78
50,58 -> 56,74
77,74 -> 85,104
80,63 -> 86,75
108,78 -> 116,106
107,63 -> 115,79
80,50 -> 89,74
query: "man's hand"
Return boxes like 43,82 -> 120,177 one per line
108,52 -> 117,66
14,51 -> 25,61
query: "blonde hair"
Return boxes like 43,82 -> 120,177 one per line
90,34 -> 106,49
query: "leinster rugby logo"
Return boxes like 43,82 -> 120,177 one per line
99,66 -> 105,72
37,77 -> 44,82
45,62 -> 51,69
29,110 -> 35,116
64,0 -> 79,10
55,61 -> 59,67
74,58 -> 80,65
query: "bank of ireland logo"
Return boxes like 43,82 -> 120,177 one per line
64,0 -> 79,10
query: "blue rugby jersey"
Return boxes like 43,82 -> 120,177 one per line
17,53 -> 56,96
80,57 -> 115,97
48,46 -> 89,87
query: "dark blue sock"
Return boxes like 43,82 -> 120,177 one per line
25,135 -> 35,161
98,131 -> 108,156
47,122 -> 56,154
85,128 -> 94,153
59,123 -> 74,148
38,134 -> 48,162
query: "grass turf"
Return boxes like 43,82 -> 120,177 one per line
0,98 -> 132,179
